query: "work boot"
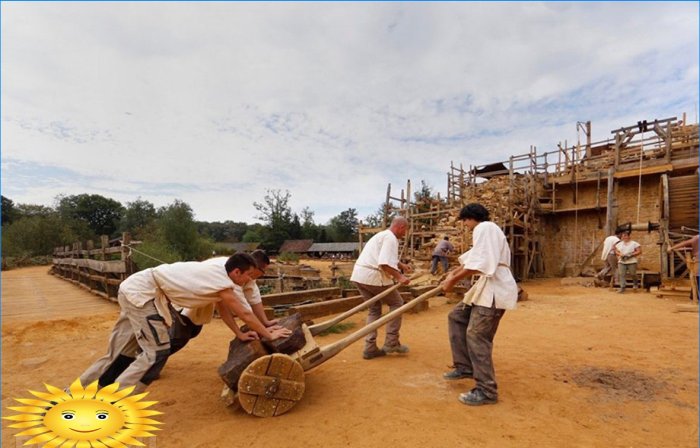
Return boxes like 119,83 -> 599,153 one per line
458,388 -> 497,406
382,344 -> 410,354
362,348 -> 386,360
443,369 -> 473,380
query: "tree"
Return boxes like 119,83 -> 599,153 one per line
197,221 -> 249,243
241,224 -> 267,243
2,196 -> 17,224
413,180 -> 434,212
56,194 -> 124,237
327,208 -> 359,242
362,202 -> 395,229
2,213 -> 79,257
157,200 -> 212,261
253,189 -> 297,250
299,207 -> 319,240
119,198 -> 157,238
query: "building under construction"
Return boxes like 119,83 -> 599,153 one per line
359,114 -> 699,282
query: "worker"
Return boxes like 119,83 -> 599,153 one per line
441,203 -> 517,406
78,252 -> 291,393
615,230 -> 642,293
431,236 -> 455,275
350,216 -> 412,360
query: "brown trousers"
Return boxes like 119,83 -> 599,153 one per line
448,302 -> 505,400
354,282 -> 404,352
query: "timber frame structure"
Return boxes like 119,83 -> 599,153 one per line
359,114 -> 699,281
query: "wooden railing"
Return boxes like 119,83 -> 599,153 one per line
51,233 -> 138,302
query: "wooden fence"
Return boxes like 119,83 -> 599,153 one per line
51,233 -> 138,302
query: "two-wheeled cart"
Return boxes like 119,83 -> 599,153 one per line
219,282 -> 443,417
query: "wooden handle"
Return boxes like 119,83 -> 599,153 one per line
299,285 -> 443,371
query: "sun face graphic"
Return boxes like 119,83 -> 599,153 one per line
3,378 -> 162,447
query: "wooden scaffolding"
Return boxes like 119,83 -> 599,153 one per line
361,114 -> 698,281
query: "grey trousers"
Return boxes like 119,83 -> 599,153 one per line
431,256 -> 449,275
597,253 -> 618,285
618,262 -> 638,290
354,282 -> 404,351
448,303 -> 505,400
79,293 -> 171,393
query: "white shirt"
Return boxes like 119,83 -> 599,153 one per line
178,257 -> 263,325
458,221 -> 518,310
616,240 -> 641,265
601,235 -> 621,260
119,261 -> 234,309
350,229 -> 400,286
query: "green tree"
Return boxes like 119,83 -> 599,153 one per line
253,189 -> 297,250
362,202 -> 394,229
119,198 -> 157,238
56,194 -> 124,237
157,200 -> 213,261
241,223 -> 267,243
15,203 -> 55,218
299,207 -> 318,240
198,220 -> 249,242
2,213 -> 79,257
327,208 -> 358,242
2,195 -> 16,224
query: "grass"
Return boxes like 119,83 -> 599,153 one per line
317,322 -> 356,336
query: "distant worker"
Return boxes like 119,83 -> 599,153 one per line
596,228 -> 623,286
79,252 -> 291,393
441,203 -> 517,406
667,235 -> 699,301
431,236 -> 455,275
351,216 -> 413,360
615,231 -> 642,293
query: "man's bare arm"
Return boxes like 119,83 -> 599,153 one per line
218,289 -> 291,340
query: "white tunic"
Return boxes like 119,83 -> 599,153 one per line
616,240 -> 641,265
119,261 -> 235,325
120,261 -> 233,308
180,257 -> 263,325
350,229 -> 400,286
601,235 -> 621,260
458,221 -> 518,310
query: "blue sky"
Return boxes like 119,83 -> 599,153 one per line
2,2 -> 698,224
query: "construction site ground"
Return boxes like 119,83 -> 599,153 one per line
2,264 -> 698,448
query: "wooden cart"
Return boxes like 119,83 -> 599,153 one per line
218,283 -> 443,417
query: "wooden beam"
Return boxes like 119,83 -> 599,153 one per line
262,287 -> 341,306
287,295 -> 364,321
613,163 -> 673,178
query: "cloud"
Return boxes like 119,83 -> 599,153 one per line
2,2 -> 697,223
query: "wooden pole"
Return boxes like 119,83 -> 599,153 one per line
605,167 -> 615,236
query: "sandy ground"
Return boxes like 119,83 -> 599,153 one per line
2,265 -> 698,448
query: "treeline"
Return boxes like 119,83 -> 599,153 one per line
1,189 -> 380,269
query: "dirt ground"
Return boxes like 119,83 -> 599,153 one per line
2,264 -> 698,448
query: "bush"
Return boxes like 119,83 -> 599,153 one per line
337,276 -> 353,290
2,255 -> 53,270
130,240 -> 182,270
2,214 -> 80,258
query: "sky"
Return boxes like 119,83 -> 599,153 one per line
2,2 -> 698,225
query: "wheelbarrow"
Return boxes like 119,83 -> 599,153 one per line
218,281 -> 443,417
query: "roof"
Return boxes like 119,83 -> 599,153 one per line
278,239 -> 314,253
307,242 -> 360,253
471,162 -> 510,178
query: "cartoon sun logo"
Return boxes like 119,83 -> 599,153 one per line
3,379 -> 162,447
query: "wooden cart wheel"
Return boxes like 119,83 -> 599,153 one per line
237,353 -> 305,417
